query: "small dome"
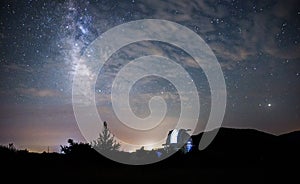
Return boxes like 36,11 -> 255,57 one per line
165,129 -> 193,152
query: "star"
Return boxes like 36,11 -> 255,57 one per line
0,0 -> 299,154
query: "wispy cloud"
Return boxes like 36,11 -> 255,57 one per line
18,88 -> 61,97
2,63 -> 33,73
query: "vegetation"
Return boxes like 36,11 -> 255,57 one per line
0,143 -> 28,155
60,138 -> 92,155
60,121 -> 120,155
92,121 -> 121,152
1,128 -> 300,182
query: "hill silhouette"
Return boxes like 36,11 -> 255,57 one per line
189,128 -> 300,166
1,127 -> 299,183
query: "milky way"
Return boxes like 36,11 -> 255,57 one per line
0,0 -> 300,152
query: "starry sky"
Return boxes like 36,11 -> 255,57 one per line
0,0 -> 299,152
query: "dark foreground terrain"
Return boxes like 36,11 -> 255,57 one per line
1,128 -> 299,183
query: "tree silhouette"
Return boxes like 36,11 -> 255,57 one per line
92,121 -> 120,152
60,139 -> 92,155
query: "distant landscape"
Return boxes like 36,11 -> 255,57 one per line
1,127 -> 299,183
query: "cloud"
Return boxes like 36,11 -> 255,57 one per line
2,63 -> 33,73
19,88 -> 61,97
198,0 -> 300,71
0,104 -> 84,152
241,11 -> 300,60
272,0 -> 299,18
121,0 -> 299,72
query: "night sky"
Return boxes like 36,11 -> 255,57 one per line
0,0 -> 300,152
